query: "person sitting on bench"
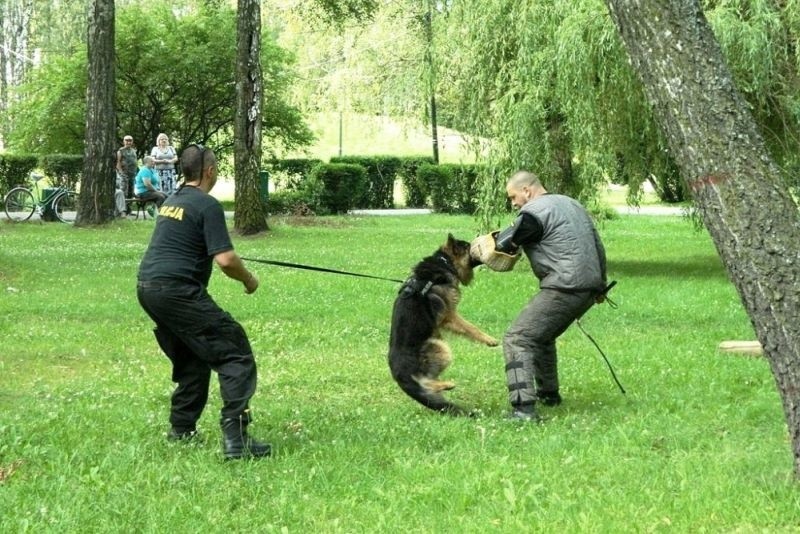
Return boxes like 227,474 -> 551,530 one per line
134,156 -> 168,208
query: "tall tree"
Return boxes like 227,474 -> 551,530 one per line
423,0 -> 439,164
0,0 -> 34,145
604,0 -> 800,477
4,4 -> 312,161
234,0 -> 267,235
76,0 -> 115,226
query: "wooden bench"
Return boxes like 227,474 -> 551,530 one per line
124,197 -> 157,220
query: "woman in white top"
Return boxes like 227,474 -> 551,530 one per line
150,133 -> 178,195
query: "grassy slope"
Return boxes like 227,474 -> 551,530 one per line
0,214 -> 797,532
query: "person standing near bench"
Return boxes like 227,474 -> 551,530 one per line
151,133 -> 178,195
136,144 -> 271,460
133,156 -> 167,207
115,135 -> 138,216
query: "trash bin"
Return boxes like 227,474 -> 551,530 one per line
40,188 -> 59,221
259,170 -> 269,205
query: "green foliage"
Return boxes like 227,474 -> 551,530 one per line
5,3 -> 313,162
266,171 -> 326,216
398,156 -> 435,207
427,0 -> 800,219
330,155 -> 402,208
705,1 -> 800,186
312,162 -> 367,213
417,163 -> 484,214
416,163 -> 449,211
294,0 -> 379,26
0,153 -> 38,195
1,216 -> 799,531
438,1 -> 667,222
276,4 -> 427,120
264,158 -> 324,190
39,154 -> 84,191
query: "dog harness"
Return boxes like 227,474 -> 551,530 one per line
398,277 -> 434,298
398,253 -> 456,299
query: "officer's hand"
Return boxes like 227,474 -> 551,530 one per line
244,273 -> 259,294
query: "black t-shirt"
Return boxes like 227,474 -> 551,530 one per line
137,185 -> 233,287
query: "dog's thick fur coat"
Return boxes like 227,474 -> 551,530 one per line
388,234 -> 497,415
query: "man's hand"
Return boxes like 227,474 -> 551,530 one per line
244,273 -> 259,294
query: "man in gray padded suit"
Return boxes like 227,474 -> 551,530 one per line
494,170 -> 607,421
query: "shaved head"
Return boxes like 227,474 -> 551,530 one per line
506,170 -> 546,209
180,145 -> 217,180
507,170 -> 541,190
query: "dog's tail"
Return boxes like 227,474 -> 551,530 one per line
391,368 -> 466,416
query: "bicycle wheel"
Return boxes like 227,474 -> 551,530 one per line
52,190 -> 78,224
4,187 -> 35,221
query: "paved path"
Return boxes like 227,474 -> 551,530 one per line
1,205 -> 686,221
348,206 -> 686,216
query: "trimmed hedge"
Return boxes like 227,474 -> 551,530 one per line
329,155 -> 402,209
312,163 -> 367,214
263,158 -> 323,190
39,154 -> 83,190
397,156 -> 435,207
0,154 -> 39,196
417,163 -> 485,214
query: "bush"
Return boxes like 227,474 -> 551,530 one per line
416,164 -> 451,212
39,154 -> 83,190
266,172 -> 325,216
312,163 -> 366,214
329,155 -> 402,209
397,156 -> 435,207
0,153 -> 38,196
416,163 -> 485,213
263,158 -> 323,190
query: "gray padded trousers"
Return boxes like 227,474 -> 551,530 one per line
503,288 -> 595,407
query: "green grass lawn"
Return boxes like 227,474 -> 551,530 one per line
0,214 -> 797,532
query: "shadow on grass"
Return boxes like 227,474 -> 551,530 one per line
609,255 -> 725,279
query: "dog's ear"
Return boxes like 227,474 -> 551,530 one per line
442,233 -> 456,253
447,233 -> 470,255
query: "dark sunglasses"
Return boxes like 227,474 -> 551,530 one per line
184,143 -> 206,178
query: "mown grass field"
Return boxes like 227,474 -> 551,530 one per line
0,213 -> 798,532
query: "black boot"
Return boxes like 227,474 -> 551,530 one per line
221,416 -> 271,460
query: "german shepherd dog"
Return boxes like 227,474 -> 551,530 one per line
388,234 -> 498,415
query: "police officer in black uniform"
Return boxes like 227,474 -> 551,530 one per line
137,144 -> 270,460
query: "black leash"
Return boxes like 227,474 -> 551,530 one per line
241,257 -> 404,284
576,280 -> 626,395
244,256 -> 625,394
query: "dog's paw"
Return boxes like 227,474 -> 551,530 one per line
440,381 -> 456,391
484,337 -> 499,347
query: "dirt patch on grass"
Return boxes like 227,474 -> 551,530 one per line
273,215 -> 352,228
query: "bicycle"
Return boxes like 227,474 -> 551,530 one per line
4,173 -> 79,224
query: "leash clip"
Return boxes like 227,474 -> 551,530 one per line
420,280 -> 434,296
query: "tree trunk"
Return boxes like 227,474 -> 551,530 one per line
604,0 -> 800,477
233,0 -> 268,235
424,0 -> 439,165
77,0 -> 115,226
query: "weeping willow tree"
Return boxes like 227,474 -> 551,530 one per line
435,0 -> 800,228
435,1 -> 661,228
705,1 -> 800,187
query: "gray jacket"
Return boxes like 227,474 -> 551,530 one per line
520,194 -> 606,292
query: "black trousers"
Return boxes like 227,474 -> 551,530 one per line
137,280 -> 257,430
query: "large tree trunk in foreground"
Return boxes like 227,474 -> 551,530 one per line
233,0 -> 268,235
604,1 -> 800,477
77,0 -> 116,225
